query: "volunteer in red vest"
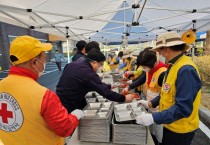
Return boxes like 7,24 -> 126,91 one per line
136,31 -> 202,145
0,36 -> 84,145
122,47 -> 168,145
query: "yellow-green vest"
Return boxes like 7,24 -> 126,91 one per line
146,67 -> 167,94
132,66 -> 143,91
159,55 -> 201,133
122,58 -> 135,71
0,75 -> 64,145
110,56 -> 119,70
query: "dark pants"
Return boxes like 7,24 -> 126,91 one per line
56,61 -> 62,71
162,127 -> 196,145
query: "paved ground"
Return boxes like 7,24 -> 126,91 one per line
1,62 -> 210,144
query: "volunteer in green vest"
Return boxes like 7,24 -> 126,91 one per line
136,31 -> 202,145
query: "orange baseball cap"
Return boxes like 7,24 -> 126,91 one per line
10,35 -> 52,65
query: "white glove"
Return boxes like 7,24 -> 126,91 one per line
137,100 -> 149,109
136,113 -> 154,126
71,109 -> 85,120
127,80 -> 132,84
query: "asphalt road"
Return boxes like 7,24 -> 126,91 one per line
1,62 -> 210,144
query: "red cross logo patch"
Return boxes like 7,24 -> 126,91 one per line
0,93 -> 23,132
163,83 -> 171,92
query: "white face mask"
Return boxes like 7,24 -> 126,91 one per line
35,59 -> 46,77
159,55 -> 166,63
142,68 -> 150,73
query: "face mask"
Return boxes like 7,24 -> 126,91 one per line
35,59 -> 46,77
142,68 -> 150,73
159,55 -> 166,63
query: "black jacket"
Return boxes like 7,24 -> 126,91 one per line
72,51 -> 85,61
56,59 -> 125,113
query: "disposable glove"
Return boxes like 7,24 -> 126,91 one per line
71,109 -> 85,120
136,113 -> 154,126
127,80 -> 132,84
137,100 -> 149,108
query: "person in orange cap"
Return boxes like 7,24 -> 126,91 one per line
0,35 -> 84,145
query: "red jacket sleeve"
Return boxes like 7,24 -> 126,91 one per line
40,90 -> 79,137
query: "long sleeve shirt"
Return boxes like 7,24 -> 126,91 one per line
6,66 -> 79,137
54,53 -> 65,62
151,54 -> 202,124
56,59 -> 125,113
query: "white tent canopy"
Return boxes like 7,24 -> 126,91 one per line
0,0 -> 210,43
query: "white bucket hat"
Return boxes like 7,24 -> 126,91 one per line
153,31 -> 189,51
122,49 -> 134,58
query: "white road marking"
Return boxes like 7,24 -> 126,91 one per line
199,121 -> 210,139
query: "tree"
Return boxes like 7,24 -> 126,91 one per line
205,30 -> 210,55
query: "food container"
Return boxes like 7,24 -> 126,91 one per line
78,102 -> 114,143
112,115 -> 147,145
101,102 -> 112,108
84,110 -> 97,117
88,103 -> 101,109
116,111 -> 135,122
98,98 -> 107,102
114,103 -> 146,122
114,104 -> 128,112
118,78 -> 129,83
112,74 -> 122,82
87,98 -> 96,103
99,107 -> 110,112
96,95 -> 103,99
97,112 -> 108,118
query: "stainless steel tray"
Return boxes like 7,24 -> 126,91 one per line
88,102 -> 101,110
114,103 -> 146,122
84,110 -> 97,117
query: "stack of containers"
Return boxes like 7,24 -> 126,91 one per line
112,103 -> 147,145
78,102 -> 113,142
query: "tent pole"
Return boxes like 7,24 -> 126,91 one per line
83,17 -> 131,25
197,21 -> 210,31
67,39 -> 70,63
137,0 -> 147,21
0,4 -> 26,12
36,18 -> 78,27
144,6 -> 196,13
101,26 -> 125,31
34,10 -> 78,18
140,12 -> 190,25
0,10 -> 30,27
33,12 -> 66,36
124,1 -> 126,33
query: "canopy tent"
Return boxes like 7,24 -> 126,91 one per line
0,0 -> 210,44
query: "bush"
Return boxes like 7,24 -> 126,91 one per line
194,55 -> 210,85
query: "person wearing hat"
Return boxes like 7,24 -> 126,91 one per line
123,47 -> 168,144
136,31 -> 202,145
123,49 -> 143,94
107,49 -> 120,71
72,40 -> 86,62
56,48 -> 134,113
0,36 -> 84,145
121,49 -> 136,72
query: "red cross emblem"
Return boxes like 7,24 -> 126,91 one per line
163,83 -> 170,92
0,103 -> 13,124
